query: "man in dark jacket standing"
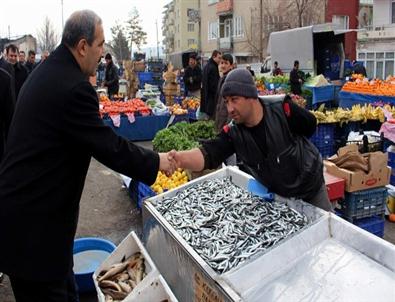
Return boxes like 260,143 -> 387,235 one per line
24,50 -> 36,74
200,50 -> 221,119
169,69 -> 331,212
183,54 -> 202,97
289,60 -> 303,95
103,52 -> 119,99
6,44 -> 28,99
0,10 -> 174,301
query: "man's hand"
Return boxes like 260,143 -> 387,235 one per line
159,152 -> 177,176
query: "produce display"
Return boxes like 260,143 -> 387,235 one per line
96,252 -> 146,301
182,96 -> 200,110
311,104 -> 393,124
152,121 -> 216,152
262,75 -> 290,84
342,76 -> 395,96
100,98 -> 151,116
150,169 -> 188,194
305,74 -> 330,87
169,104 -> 188,115
155,177 -> 309,274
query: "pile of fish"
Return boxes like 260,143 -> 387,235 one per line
155,177 -> 308,274
96,252 -> 146,301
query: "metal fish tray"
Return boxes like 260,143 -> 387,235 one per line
142,167 -> 327,301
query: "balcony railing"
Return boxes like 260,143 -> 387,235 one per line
216,0 -> 233,15
358,24 -> 395,40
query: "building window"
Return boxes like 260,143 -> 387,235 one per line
332,15 -> 349,30
357,51 -> 395,79
208,21 -> 218,40
188,23 -> 195,32
233,16 -> 243,37
392,2 -> 395,23
188,39 -> 195,47
177,24 -> 180,33
208,0 -> 218,5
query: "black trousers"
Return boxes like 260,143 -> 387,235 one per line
9,271 -> 79,302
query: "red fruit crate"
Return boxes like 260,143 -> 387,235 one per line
324,171 -> 345,201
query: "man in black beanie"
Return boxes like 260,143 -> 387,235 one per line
169,68 -> 331,211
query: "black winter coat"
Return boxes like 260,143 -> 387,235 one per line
0,44 -> 159,281
183,65 -> 202,92
105,62 -> 119,95
201,58 -> 220,116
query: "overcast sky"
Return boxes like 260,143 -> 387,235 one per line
0,0 -> 171,47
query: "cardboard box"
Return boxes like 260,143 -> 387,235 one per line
324,145 -> 391,192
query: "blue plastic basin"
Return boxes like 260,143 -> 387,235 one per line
73,237 -> 116,293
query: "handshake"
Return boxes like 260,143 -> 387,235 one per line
158,148 -> 204,176
158,150 -> 181,176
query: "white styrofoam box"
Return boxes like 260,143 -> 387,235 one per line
125,274 -> 179,302
93,231 -> 158,302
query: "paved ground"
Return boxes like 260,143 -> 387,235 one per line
1,139 -> 394,301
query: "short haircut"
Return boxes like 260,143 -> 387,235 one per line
61,10 -> 102,48
221,53 -> 233,65
189,54 -> 196,60
19,50 -> 25,55
105,53 -> 112,60
211,50 -> 221,58
6,44 -> 18,54
28,50 -> 36,56
274,61 -> 278,65
294,60 -> 299,66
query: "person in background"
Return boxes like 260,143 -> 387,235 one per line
246,64 -> 255,77
352,60 -> 367,77
24,50 -> 36,74
183,54 -> 202,97
214,53 -> 234,133
272,61 -> 283,76
289,60 -> 303,95
103,53 -> 119,99
201,50 -> 222,119
6,44 -> 28,99
18,51 -> 26,65
169,68 -> 331,212
0,10 -> 175,301
0,57 -> 15,161
118,61 -> 124,78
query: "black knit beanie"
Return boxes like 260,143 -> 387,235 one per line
221,68 -> 257,99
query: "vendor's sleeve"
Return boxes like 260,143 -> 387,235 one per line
62,82 -> 159,185
285,98 -> 317,138
200,131 -> 235,169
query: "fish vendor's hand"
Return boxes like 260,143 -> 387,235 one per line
167,150 -> 181,169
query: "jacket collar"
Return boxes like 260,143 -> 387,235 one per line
51,43 -> 82,73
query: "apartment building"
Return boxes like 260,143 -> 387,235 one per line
162,0 -> 200,67
357,0 -> 395,78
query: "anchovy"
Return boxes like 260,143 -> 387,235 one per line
155,177 -> 308,274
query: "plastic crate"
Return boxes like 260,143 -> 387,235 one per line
339,187 -> 388,221
188,109 -> 197,120
310,123 -> 336,158
138,72 -> 154,82
128,180 -> 156,209
353,215 -> 385,238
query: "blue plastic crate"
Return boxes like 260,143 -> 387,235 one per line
353,215 -> 384,238
339,187 -> 388,221
188,109 -> 197,120
310,123 -> 336,158
138,72 -> 153,82
136,182 -> 156,209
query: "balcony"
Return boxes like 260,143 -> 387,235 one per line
358,24 -> 395,41
216,0 -> 233,15
217,37 -> 233,51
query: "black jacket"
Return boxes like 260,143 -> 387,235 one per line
183,65 -> 202,92
13,62 -> 29,99
0,64 -> 15,161
201,58 -> 220,116
289,68 -> 303,95
0,44 -> 159,281
105,62 -> 119,95
214,71 -> 230,132
24,60 -> 36,74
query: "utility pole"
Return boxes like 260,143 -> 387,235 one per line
61,0 -> 64,31
259,0 -> 263,62
155,19 -> 160,59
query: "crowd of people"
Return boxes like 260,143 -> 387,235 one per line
0,9 -> 333,302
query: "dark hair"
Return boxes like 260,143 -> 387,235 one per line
211,50 -> 221,58
294,60 -> 299,67
189,54 -> 197,60
274,61 -> 278,65
19,50 -> 25,55
105,53 -> 112,60
61,10 -> 102,48
6,44 -> 18,54
221,53 -> 233,64
28,50 -> 36,56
